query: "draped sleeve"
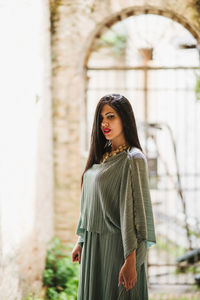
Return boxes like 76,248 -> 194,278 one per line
76,183 -> 86,248
76,215 -> 85,247
120,150 -> 156,260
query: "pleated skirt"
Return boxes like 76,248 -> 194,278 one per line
77,230 -> 148,300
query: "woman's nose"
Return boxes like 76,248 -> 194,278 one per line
102,121 -> 109,127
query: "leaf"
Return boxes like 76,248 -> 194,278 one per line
46,288 -> 59,300
43,269 -> 55,286
43,237 -> 79,299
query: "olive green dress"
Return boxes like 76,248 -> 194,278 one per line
76,147 -> 156,300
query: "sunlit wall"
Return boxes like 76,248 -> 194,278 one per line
0,0 -> 54,299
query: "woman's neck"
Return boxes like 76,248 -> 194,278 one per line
111,138 -> 127,151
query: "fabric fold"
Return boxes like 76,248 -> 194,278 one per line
129,152 -> 156,248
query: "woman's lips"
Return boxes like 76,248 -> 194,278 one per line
103,128 -> 111,135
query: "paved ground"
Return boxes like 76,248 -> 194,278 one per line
149,285 -> 200,299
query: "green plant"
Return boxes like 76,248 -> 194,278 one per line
43,237 -> 80,300
156,235 -> 186,258
22,293 -> 44,300
195,75 -> 200,101
95,29 -> 127,56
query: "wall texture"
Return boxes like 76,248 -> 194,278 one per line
0,0 -> 54,299
50,0 -> 200,244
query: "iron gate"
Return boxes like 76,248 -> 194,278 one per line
85,66 -> 200,285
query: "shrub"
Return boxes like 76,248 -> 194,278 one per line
43,237 -> 80,300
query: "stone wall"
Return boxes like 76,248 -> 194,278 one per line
0,0 -> 54,299
51,0 -> 200,244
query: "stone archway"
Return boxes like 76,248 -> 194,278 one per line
50,0 -> 200,244
82,6 -> 200,67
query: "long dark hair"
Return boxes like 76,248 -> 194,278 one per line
81,94 -> 143,186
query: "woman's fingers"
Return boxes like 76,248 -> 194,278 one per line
118,271 -> 127,288
71,244 -> 82,263
127,280 -> 134,291
123,277 -> 137,291
118,271 -> 123,286
72,253 -> 78,262
120,274 -> 128,290
119,265 -> 137,291
72,250 -> 81,262
126,277 -> 137,291
118,274 -> 128,290
119,266 -> 130,288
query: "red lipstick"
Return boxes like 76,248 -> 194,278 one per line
103,128 -> 111,135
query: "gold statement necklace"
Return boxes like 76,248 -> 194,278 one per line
100,143 -> 129,164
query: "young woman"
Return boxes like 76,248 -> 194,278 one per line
72,94 -> 156,300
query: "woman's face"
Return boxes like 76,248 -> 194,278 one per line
100,104 -> 125,144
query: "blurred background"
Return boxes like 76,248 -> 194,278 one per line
0,0 -> 200,299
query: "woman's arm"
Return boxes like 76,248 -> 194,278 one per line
118,250 -> 137,291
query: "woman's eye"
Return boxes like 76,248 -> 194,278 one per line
107,115 -> 114,119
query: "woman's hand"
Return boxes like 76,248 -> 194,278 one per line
72,243 -> 82,264
118,250 -> 137,291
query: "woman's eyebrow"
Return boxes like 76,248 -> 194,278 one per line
105,112 -> 114,115
100,111 -> 115,116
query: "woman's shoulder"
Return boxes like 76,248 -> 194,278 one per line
127,147 -> 146,161
126,147 -> 148,174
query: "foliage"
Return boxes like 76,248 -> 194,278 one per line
22,238 -> 79,300
43,237 -> 80,300
156,235 -> 186,258
195,75 -> 200,101
96,30 -> 127,56
23,294 -> 43,300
